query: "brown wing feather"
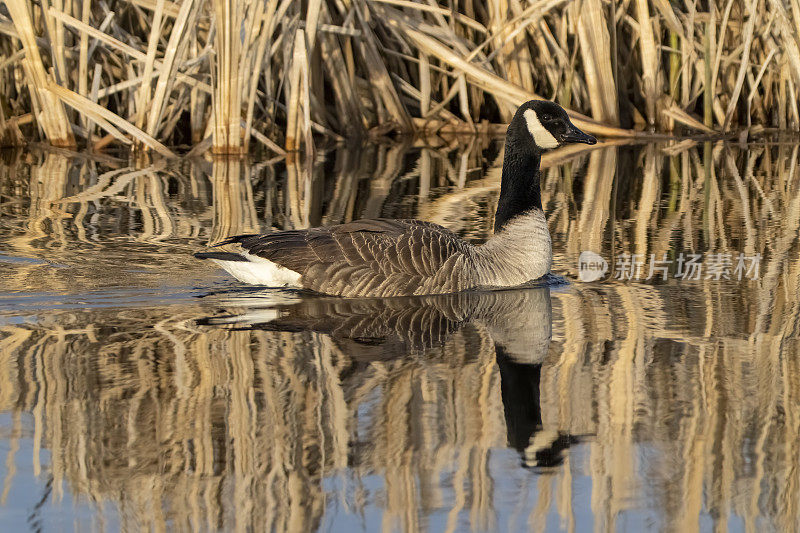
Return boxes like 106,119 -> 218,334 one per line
228,218 -> 473,296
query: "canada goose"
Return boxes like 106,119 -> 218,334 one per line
195,100 -> 596,297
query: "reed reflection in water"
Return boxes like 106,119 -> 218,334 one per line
0,139 -> 799,532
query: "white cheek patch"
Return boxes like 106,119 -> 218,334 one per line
524,109 -> 559,149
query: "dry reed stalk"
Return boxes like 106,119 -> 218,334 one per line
0,112 -> 27,147
662,102 -> 715,133
211,0 -> 243,153
485,0 -> 535,121
134,0 -> 166,131
47,82 -> 176,157
86,62 -> 102,145
5,0 -> 74,147
144,0 -> 202,139
722,0 -> 758,131
354,3 -> 413,132
46,8 -> 212,95
128,0 -> 182,18
371,0 -> 487,32
316,1 -> 366,139
243,0 -> 279,151
285,29 -> 307,152
769,0 -> 800,89
635,0 -> 661,127
77,0 -> 89,99
396,23 -> 634,138
575,0 -> 618,124
39,0 -> 68,88
703,7 -> 715,129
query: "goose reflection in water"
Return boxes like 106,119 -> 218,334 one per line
198,286 -> 583,469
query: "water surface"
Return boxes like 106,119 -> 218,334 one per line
0,141 -> 798,532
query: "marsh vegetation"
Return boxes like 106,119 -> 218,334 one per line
1,0 -> 799,154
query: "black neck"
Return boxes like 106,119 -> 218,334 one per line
494,131 -> 543,233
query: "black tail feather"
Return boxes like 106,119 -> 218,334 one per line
194,251 -> 248,262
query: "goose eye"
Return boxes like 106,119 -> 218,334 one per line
540,114 -> 553,122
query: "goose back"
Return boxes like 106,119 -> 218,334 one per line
224,218 -> 479,297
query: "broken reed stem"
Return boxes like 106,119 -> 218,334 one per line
47,81 -> 176,157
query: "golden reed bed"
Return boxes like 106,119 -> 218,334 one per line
1,0 -> 799,154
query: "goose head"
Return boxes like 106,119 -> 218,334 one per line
512,100 -> 597,151
494,101 -> 598,231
